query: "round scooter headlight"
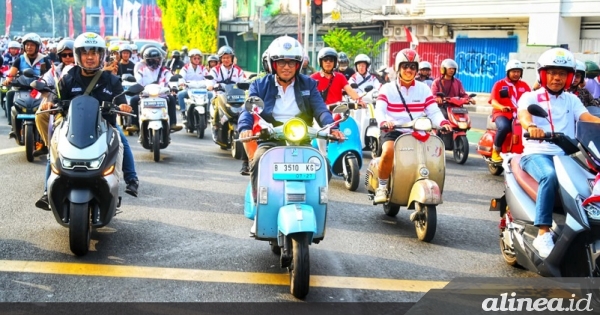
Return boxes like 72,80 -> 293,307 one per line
283,118 -> 307,142
414,118 -> 433,131
308,156 -> 322,171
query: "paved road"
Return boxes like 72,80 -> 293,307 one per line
0,113 -> 534,302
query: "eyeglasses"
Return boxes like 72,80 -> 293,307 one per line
322,57 -> 335,63
60,53 -> 73,58
547,70 -> 569,78
275,60 -> 299,68
400,63 -> 417,71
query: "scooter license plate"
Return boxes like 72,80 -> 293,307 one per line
273,163 -> 316,180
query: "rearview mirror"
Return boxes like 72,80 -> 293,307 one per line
468,93 -> 477,98
205,75 -> 214,80
332,104 -> 349,114
248,74 -> 257,79
125,84 -> 144,96
244,96 -> 264,113
350,83 -> 358,89
23,68 -> 36,78
122,74 -> 136,83
364,85 -> 374,93
237,82 -> 250,91
30,80 -> 50,92
527,104 -> 548,118
170,74 -> 182,82
436,92 -> 445,98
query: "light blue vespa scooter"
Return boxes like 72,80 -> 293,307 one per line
240,97 -> 347,299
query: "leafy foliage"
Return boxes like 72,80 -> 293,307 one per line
322,28 -> 387,60
157,0 -> 220,54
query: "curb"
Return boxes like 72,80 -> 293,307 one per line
465,92 -> 493,115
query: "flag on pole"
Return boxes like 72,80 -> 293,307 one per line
112,0 -> 119,36
69,6 -> 75,38
130,1 -> 141,40
5,0 -> 12,36
404,26 -> 419,49
81,7 -> 86,33
100,5 -> 106,37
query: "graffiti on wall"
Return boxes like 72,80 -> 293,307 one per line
456,50 -> 509,79
419,51 -> 451,76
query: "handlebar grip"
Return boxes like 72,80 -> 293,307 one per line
524,132 -> 553,138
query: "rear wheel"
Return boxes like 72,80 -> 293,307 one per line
414,203 -> 437,242
453,135 -> 469,164
69,202 -> 91,256
196,113 -> 205,139
343,156 -> 360,191
289,233 -> 310,299
488,163 -> 504,176
153,130 -> 161,162
24,124 -> 34,162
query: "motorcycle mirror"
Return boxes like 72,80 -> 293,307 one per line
468,93 -> 477,98
170,74 -> 182,82
350,83 -> 358,89
125,84 -> 144,96
436,92 -> 445,98
237,82 -> 250,91
205,75 -> 214,80
332,104 -> 349,114
248,74 -> 257,79
244,96 -> 264,112
364,85 -> 374,93
527,104 -> 548,118
498,90 -> 509,98
23,68 -> 36,78
122,74 -> 136,83
30,80 -> 52,93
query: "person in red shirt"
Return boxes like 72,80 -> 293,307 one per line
311,47 -> 362,105
488,60 -> 531,162
430,59 -> 473,120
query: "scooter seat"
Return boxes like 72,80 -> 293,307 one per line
486,115 -> 497,131
510,155 -> 538,201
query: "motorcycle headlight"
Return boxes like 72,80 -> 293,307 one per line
308,156 -> 322,171
414,118 -> 433,131
146,85 -> 162,97
61,154 -> 105,170
283,118 -> 307,142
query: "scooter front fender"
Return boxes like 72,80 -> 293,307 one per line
408,179 -> 442,209
366,126 -> 379,138
278,204 -> 317,237
147,121 -> 163,130
69,188 -> 94,204
195,105 -> 205,115
452,130 -> 467,140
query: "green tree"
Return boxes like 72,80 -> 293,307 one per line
157,0 -> 220,54
322,28 -> 387,60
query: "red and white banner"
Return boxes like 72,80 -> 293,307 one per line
100,6 -> 106,37
112,0 -> 119,36
405,27 -> 419,49
81,6 -> 86,33
5,0 -> 12,36
69,6 -> 74,38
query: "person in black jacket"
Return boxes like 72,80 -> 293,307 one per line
34,32 -> 139,210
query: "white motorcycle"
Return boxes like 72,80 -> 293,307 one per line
182,80 -> 209,139
137,84 -> 172,162
349,84 -> 380,157
119,74 -> 136,132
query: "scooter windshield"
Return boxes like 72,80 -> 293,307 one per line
577,121 -> 600,161
66,95 -> 101,149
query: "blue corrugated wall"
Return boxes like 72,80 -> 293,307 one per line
455,37 -> 518,93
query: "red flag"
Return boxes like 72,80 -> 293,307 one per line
144,5 -> 150,39
69,6 -> 74,38
100,6 -> 106,37
5,0 -> 12,36
404,26 -> 419,49
154,5 -> 162,41
81,7 -> 86,33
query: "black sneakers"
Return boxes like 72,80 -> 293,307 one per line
240,161 -> 250,176
125,179 -> 139,197
35,194 -> 51,211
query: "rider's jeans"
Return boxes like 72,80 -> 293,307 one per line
519,154 -> 557,226
494,116 -> 512,149
6,90 -> 14,124
177,90 -> 188,111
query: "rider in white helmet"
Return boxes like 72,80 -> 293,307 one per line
488,59 -> 531,163
177,48 -> 210,120
348,54 -> 381,94
416,61 -> 433,87
570,60 -> 599,107
517,48 -> 600,258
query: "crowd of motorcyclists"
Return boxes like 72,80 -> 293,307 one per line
5,29 -> 600,271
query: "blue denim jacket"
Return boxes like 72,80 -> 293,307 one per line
237,74 -> 335,132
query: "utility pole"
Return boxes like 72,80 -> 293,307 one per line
256,6 -> 263,73
303,0 -> 309,55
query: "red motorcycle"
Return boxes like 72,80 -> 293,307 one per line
476,110 -> 523,176
436,92 -> 475,164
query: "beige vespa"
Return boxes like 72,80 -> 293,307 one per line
365,117 -> 446,242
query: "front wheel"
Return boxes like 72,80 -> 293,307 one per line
343,156 -> 360,191
370,137 -> 380,158
69,202 -> 92,256
196,113 -> 205,139
414,203 -> 437,242
453,135 -> 469,164
24,124 -> 34,162
153,130 -> 161,162
488,163 -> 504,176
289,233 -> 310,299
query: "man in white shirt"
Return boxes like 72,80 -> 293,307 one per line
177,48 -> 210,120
126,47 -> 182,132
373,49 -> 451,204
518,48 -> 600,258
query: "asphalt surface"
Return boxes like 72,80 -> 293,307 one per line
0,112 -> 535,302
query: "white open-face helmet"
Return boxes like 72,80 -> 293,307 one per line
73,32 -> 106,72
267,35 -> 303,75
536,47 -> 576,90
419,61 -> 432,70
353,54 -> 371,71
505,59 -> 524,78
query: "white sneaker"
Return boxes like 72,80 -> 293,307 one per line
250,219 -> 256,236
533,232 -> 554,258
374,186 -> 389,204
